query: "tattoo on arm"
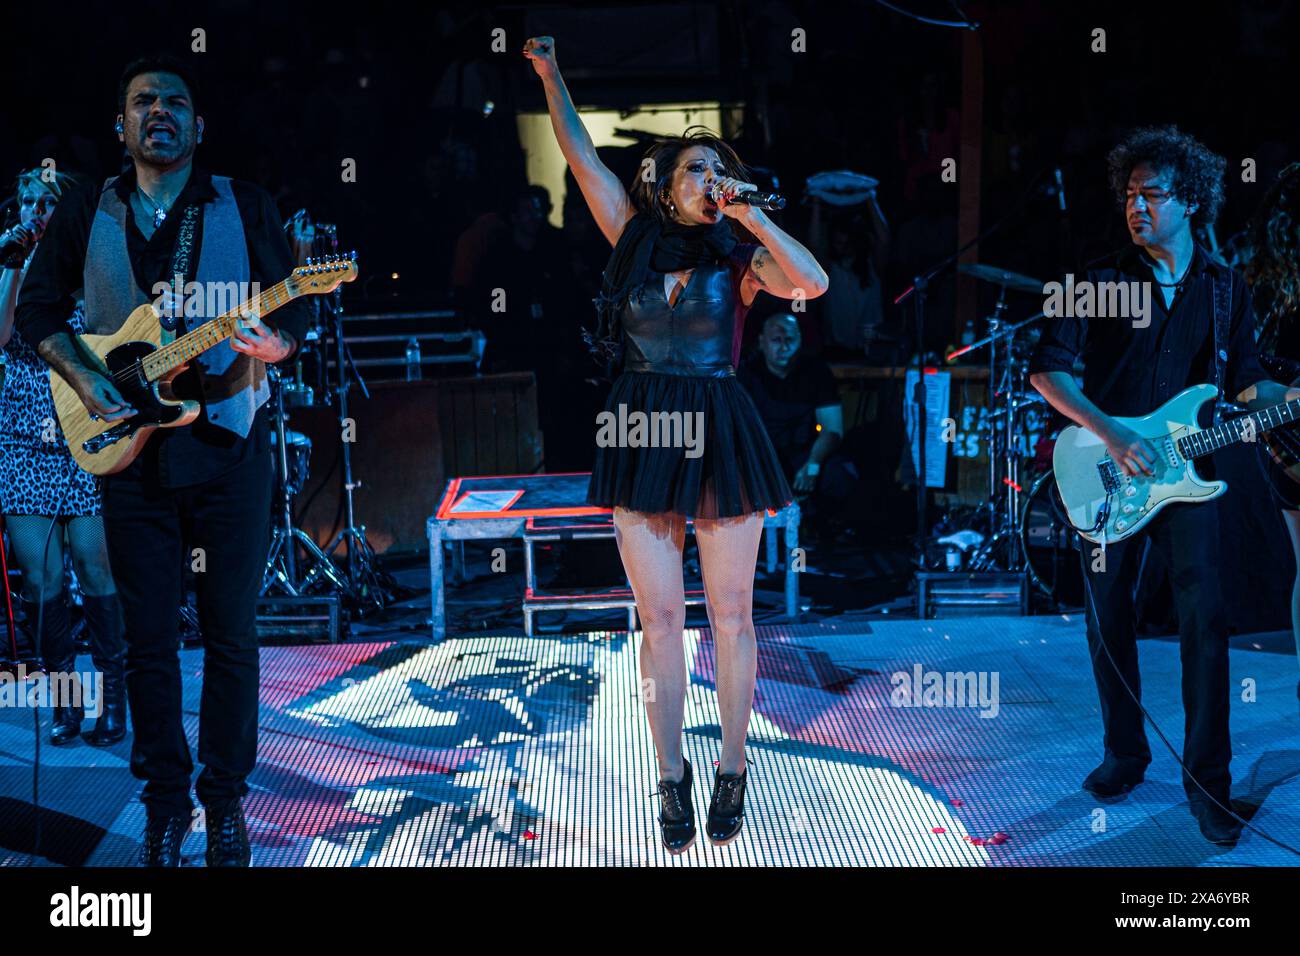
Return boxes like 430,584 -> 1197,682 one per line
750,248 -> 770,287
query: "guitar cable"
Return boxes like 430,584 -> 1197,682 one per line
25,460 -> 77,866
1074,506 -> 1300,857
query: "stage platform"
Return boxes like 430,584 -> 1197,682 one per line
2,614 -> 1298,866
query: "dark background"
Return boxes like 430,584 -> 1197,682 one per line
4,0 -> 1297,308
4,0 -> 1298,630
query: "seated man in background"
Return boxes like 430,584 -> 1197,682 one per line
739,313 -> 857,542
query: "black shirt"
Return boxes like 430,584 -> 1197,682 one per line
1029,244 -> 1267,419
738,350 -> 839,476
15,165 -> 310,488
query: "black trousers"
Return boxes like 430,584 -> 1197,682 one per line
1079,499 -> 1232,802
102,451 -> 271,820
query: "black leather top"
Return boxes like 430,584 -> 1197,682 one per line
621,258 -> 738,377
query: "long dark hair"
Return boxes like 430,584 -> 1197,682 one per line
629,126 -> 754,239
1245,161 -> 1300,347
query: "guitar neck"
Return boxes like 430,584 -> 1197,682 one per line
1177,396 -> 1300,459
141,279 -> 297,380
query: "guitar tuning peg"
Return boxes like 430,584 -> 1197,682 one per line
306,256 -> 314,266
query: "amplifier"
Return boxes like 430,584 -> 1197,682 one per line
255,595 -> 344,643
915,571 -> 1028,619
291,372 -> 543,554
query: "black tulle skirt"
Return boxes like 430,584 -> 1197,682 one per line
586,370 -> 793,519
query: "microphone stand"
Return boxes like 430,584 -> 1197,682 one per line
298,246 -> 395,614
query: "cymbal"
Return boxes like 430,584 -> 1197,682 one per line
958,262 -> 1044,295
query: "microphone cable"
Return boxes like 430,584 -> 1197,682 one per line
1081,548 -> 1300,857
25,456 -> 78,866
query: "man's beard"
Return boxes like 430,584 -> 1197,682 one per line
131,128 -> 196,168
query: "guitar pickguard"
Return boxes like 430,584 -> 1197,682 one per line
101,341 -> 188,430
1053,384 -> 1227,543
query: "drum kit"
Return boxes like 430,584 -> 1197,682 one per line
260,211 -> 395,613
929,261 -> 1083,608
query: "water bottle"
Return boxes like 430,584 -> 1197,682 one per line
405,337 -> 422,381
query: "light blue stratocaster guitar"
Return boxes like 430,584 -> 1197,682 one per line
1052,383 -> 1300,543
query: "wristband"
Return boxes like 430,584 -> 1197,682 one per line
805,462 -> 821,476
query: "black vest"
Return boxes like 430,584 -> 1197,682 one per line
621,259 -> 737,377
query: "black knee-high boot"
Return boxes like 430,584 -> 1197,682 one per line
82,593 -> 128,747
26,596 -> 81,745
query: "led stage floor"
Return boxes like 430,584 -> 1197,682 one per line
2,614 -> 1298,866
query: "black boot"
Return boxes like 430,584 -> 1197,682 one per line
139,814 -> 189,867
30,596 -> 82,745
1082,755 -> 1147,799
651,758 -> 696,855
1189,796 -> 1243,847
205,800 -> 252,867
706,766 -> 749,846
81,594 -> 128,747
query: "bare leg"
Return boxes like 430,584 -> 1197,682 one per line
694,510 -> 764,775
613,507 -> 687,782
1282,509 -> 1300,672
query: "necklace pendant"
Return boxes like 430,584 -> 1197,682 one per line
153,207 -> 167,228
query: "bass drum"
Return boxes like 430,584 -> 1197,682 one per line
1020,469 -> 1085,608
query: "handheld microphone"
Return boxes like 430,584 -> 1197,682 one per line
708,185 -> 787,211
0,225 -> 30,257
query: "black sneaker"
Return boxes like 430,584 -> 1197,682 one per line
706,767 -> 748,846
205,800 -> 251,867
651,758 -> 696,854
138,815 -> 188,867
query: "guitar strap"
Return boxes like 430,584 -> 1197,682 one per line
1211,274 -> 1231,424
160,202 -> 203,342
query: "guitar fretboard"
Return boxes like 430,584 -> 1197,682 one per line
1177,397 -> 1300,459
141,279 -> 297,380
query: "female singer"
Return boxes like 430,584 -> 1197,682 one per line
0,169 -> 127,746
525,36 -> 827,852
1246,161 -> 1300,699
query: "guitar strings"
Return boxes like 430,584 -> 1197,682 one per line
107,275 -> 298,385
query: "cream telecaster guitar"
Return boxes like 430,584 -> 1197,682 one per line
1053,382 -> 1300,543
50,255 -> 357,476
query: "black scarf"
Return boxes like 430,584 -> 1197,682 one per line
585,213 -> 738,377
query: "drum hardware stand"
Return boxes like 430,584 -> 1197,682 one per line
968,289 -> 1020,571
896,202 -> 1036,605
961,304 -> 1046,573
297,250 -> 395,614
262,366 -> 349,597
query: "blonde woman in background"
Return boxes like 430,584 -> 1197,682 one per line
0,169 -> 127,747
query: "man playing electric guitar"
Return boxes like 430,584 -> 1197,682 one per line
1029,126 -> 1300,846
15,55 -> 311,866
